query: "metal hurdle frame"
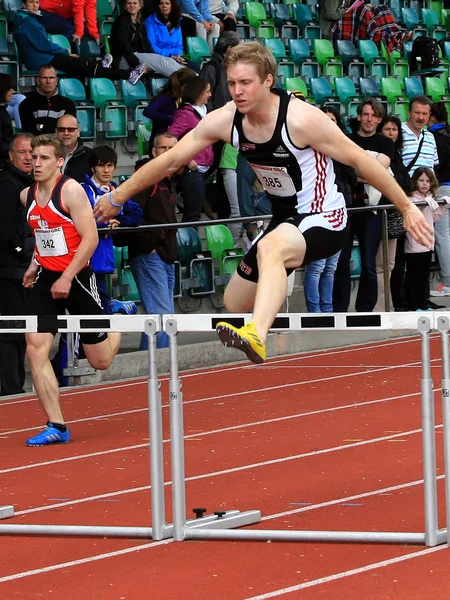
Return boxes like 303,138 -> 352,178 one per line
163,312 -> 450,546
0,314 -> 172,540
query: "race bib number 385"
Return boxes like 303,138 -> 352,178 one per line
35,227 -> 69,257
250,163 -> 296,197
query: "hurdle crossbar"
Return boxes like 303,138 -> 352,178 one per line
163,312 -> 449,546
0,315 -> 173,540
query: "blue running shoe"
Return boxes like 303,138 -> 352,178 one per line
108,299 -> 138,315
26,423 -> 70,446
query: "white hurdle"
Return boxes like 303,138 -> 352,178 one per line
162,312 -> 449,546
0,314 -> 173,540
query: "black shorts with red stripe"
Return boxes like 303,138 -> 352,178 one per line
26,266 -> 108,345
237,211 -> 349,284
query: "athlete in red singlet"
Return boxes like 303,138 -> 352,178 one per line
21,134 -> 121,447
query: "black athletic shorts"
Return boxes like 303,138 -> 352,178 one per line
26,265 -> 108,345
237,212 -> 350,284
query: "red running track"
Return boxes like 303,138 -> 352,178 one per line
0,335 -> 450,599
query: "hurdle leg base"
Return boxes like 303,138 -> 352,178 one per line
185,510 -> 261,533
0,505 -> 14,520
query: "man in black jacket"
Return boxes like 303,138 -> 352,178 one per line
56,113 -> 92,183
19,64 -> 76,135
0,133 -> 34,395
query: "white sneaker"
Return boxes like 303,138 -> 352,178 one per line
101,53 -> 113,68
430,284 -> 450,297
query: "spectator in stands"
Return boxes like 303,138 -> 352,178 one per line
56,113 -> 92,182
14,0 -> 147,85
428,102 -> 450,299
129,133 -> 179,349
6,90 -> 26,129
109,0 -> 184,78
377,115 -> 411,312
81,145 -> 142,314
331,0 -> 412,53
0,74 -> 16,170
143,66 -> 197,148
178,0 -> 221,53
199,30 -> 240,110
145,0 -> 200,72
208,0 -> 238,32
401,96 -> 438,176
303,107 -> 351,313
0,133 -> 34,396
333,97 -> 394,313
319,0 -> 349,40
19,65 -> 76,135
168,76 -> 213,221
39,0 -> 100,43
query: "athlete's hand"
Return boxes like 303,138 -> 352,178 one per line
402,203 -> 434,248
51,275 -> 72,299
23,264 -> 38,288
93,192 -> 121,223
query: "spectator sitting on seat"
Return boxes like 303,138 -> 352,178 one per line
0,74 -> 16,170
108,0 -> 186,78
143,66 -> 197,148
14,0 -> 147,85
128,133 -> 180,349
56,113 -> 92,182
178,0 -> 220,53
81,145 -> 142,315
331,0 -> 412,54
208,0 -> 238,33
39,0 -> 100,43
168,76 -> 213,222
145,0 -> 200,72
19,64 -> 76,135
199,30 -> 240,110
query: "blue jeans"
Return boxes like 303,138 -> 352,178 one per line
7,93 -> 26,128
130,252 -> 175,349
304,252 -> 340,312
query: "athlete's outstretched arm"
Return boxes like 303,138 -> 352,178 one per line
93,106 -> 234,223
289,103 -> 434,248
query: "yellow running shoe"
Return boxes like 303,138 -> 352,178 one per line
216,321 -> 266,364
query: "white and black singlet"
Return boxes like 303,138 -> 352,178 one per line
231,88 -> 349,282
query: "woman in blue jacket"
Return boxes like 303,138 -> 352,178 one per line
145,0 -> 200,72
14,0 -> 146,84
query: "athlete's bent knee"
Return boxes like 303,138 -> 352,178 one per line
88,356 -> 113,371
223,286 -> 254,313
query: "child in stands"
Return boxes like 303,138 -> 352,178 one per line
405,167 -> 450,311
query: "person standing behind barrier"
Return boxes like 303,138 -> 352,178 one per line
178,0 -> 221,53
405,168 -> 450,311
21,134 -> 122,446
374,115 -> 412,312
333,98 -> 394,313
56,114 -> 92,183
129,133 -> 179,350
428,102 -> 450,298
168,76 -> 213,222
93,43 -> 433,364
0,133 -> 34,396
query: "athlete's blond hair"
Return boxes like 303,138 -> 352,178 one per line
224,42 -> 277,88
31,133 -> 67,160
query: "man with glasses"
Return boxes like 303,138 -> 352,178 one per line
56,113 -> 91,183
19,64 -> 76,135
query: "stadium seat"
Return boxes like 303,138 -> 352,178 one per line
288,39 -> 319,86
48,34 -> 71,52
422,8 -> 447,39
137,123 -> 152,157
77,35 -> 102,59
310,77 -> 341,109
425,76 -> 450,102
185,36 -> 211,65
113,247 -> 140,303
89,78 -> 127,139
245,2 -> 275,36
205,225 -> 244,285
120,80 -> 150,129
358,40 -> 388,81
263,38 -> 295,80
336,40 -> 365,85
176,228 -> 215,297
269,3 -> 299,38
359,76 -> 389,113
334,77 -> 362,115
58,78 -> 96,140
292,4 -> 321,43
401,8 -> 427,35
285,76 -> 307,95
313,38 -> 343,84
380,77 -> 409,113
404,76 -> 424,99
150,77 -> 168,96
0,35 -> 19,82
4,0 -> 23,20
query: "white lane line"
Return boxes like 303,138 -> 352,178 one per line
243,546 -> 446,599
0,388 -> 427,475
0,539 -> 172,584
0,335 -> 421,408
0,357 -> 430,438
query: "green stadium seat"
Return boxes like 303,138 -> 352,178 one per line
292,4 -> 321,43
48,34 -> 71,52
0,17 -> 7,40
395,102 -> 410,122
137,123 -> 152,157
120,80 -> 150,129
113,247 -> 140,302
358,77 -> 390,114
425,76 -> 450,101
358,40 -> 388,81
288,39 -> 319,85
245,2 -> 275,36
89,78 -> 127,139
263,38 -> 295,80
441,40 -> 450,59
285,76 -> 308,96
350,243 -> 361,282
442,8 -> 450,27
185,36 -> 210,65
334,77 -> 362,114
310,77 -> 341,109
404,76 -> 424,99
391,60 -> 409,83
58,78 -> 96,140
401,7 -> 427,35
176,228 -> 215,297
313,38 -> 343,84
421,8 -> 447,39
0,35 -> 18,82
380,77 -> 409,115
150,77 -> 168,96
205,225 -> 244,285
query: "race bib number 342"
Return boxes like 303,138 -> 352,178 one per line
250,163 -> 296,197
35,227 -> 69,257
